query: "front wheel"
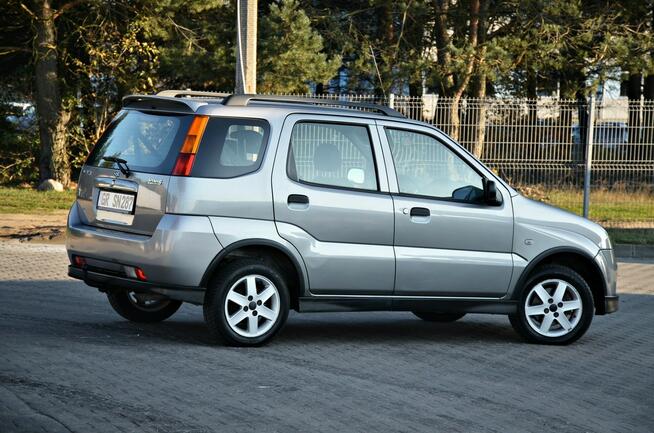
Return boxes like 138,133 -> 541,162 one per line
107,291 -> 182,323
509,265 -> 594,345
203,259 -> 290,346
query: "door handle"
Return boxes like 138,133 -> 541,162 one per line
410,207 -> 430,217
287,194 -> 309,210
288,194 -> 309,205
409,207 -> 431,223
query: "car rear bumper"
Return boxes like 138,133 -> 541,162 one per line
66,202 -> 222,289
68,265 -> 206,304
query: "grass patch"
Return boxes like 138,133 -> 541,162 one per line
518,187 -> 654,226
606,228 -> 654,245
0,187 -> 76,214
546,189 -> 654,223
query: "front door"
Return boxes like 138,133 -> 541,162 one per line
272,114 -> 395,295
377,121 -> 515,297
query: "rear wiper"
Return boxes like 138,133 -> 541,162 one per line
102,156 -> 131,177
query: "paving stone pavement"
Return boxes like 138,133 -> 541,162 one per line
0,242 -> 653,433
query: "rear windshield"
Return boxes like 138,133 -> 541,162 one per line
87,110 -> 193,174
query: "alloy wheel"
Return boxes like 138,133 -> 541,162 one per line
524,279 -> 583,338
223,274 -> 280,338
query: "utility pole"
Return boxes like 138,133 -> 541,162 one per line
582,96 -> 596,219
235,0 -> 257,94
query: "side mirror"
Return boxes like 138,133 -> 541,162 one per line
347,168 -> 365,185
483,178 -> 502,206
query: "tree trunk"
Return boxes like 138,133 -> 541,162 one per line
643,74 -> 654,147
526,66 -> 539,148
626,73 -> 642,145
34,0 -> 70,186
448,0 -> 480,143
432,0 -> 453,95
470,0 -> 488,158
558,71 -> 585,165
472,71 -> 487,158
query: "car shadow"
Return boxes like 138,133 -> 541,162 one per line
7,279 -> 645,348
275,314 -> 521,345
120,312 -> 522,347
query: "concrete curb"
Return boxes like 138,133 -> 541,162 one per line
615,244 -> 654,259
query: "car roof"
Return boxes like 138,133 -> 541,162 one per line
122,91 -> 424,125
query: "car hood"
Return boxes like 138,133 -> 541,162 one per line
512,195 -> 611,249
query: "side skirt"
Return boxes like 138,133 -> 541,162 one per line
298,296 -> 517,314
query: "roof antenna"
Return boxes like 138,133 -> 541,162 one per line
369,44 -> 387,99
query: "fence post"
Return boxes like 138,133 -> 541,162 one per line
388,93 -> 395,110
582,96 -> 596,219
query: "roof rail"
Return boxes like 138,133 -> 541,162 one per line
157,90 -> 231,99
222,94 -> 405,118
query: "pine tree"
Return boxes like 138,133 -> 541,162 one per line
258,0 -> 340,93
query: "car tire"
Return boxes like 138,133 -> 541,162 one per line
203,258 -> 290,347
509,265 -> 594,345
106,291 -> 182,323
413,312 -> 466,322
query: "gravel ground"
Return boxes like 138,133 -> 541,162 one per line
1,242 -> 653,433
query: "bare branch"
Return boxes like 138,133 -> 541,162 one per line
53,0 -> 86,19
0,46 -> 32,56
19,2 -> 36,19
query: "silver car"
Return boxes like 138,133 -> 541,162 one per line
67,91 -> 618,346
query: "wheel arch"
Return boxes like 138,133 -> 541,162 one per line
513,247 -> 608,314
200,239 -> 306,310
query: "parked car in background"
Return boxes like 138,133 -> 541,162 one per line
4,102 -> 36,130
572,121 -> 629,148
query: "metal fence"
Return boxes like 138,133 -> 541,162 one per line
283,93 -> 654,228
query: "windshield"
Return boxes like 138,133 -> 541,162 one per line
87,110 -> 193,174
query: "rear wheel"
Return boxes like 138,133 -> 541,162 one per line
203,259 -> 290,346
106,291 -> 182,323
413,312 -> 466,322
509,265 -> 594,345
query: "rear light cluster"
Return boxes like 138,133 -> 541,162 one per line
72,255 -> 86,267
124,265 -> 148,282
73,255 -> 147,282
172,115 -> 208,176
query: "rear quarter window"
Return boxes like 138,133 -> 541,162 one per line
191,118 -> 270,178
87,110 -> 193,174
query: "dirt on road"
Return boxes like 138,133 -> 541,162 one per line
0,212 -> 68,244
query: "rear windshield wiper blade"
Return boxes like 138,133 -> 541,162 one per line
102,156 -> 131,177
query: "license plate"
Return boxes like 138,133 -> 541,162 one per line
97,190 -> 135,213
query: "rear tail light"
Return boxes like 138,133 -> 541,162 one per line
73,255 -> 86,267
125,266 -> 148,281
172,115 -> 208,176
134,267 -> 148,281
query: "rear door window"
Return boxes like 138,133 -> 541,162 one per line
287,122 -> 378,191
87,110 -> 193,174
192,118 -> 270,178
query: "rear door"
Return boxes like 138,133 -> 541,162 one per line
272,114 -> 395,295
76,109 -> 195,235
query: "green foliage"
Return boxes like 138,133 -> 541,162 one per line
258,0 -> 340,93
0,115 -> 39,185
137,0 -> 235,90
0,0 -> 653,186
0,187 -> 76,213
